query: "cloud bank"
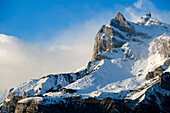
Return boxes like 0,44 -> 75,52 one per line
0,34 -> 92,99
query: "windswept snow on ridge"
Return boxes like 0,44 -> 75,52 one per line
11,76 -> 58,96
65,58 -> 137,98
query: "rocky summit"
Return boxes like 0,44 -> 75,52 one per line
1,12 -> 170,113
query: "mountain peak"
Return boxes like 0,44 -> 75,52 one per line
145,12 -> 151,17
137,12 -> 162,25
114,12 -> 126,21
109,12 -> 133,33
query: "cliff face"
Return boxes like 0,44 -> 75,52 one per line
91,12 -> 150,61
92,12 -> 130,61
1,12 -> 170,113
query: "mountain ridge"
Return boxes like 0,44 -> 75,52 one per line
1,12 -> 170,113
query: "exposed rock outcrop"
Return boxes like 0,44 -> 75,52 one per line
92,12 -> 132,61
92,26 -> 126,61
146,12 -> 151,17
146,61 -> 168,80
6,97 -> 117,113
110,12 -> 134,33
137,12 -> 162,25
91,12 -> 151,61
164,59 -> 170,66
1,93 -> 23,113
159,72 -> 170,90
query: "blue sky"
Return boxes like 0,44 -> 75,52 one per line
0,0 -> 131,42
0,0 -> 170,99
1,0 -> 170,43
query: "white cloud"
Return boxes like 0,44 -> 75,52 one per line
122,0 -> 170,24
0,34 -> 91,97
134,0 -> 143,9
0,34 -> 89,98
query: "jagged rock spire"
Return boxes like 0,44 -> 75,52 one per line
114,12 -> 126,21
109,12 -> 133,33
146,12 -> 151,17
137,12 -> 162,25
92,12 -> 135,61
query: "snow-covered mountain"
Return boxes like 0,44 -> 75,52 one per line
1,12 -> 170,113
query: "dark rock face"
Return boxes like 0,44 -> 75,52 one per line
15,102 -> 39,113
144,61 -> 170,112
146,62 -> 168,80
127,81 -> 170,113
92,27 -> 126,61
9,97 -> 117,113
146,72 -> 154,80
146,12 -> 151,17
132,103 -> 160,113
164,59 -> 170,66
160,72 -> 170,90
136,84 -> 170,112
1,93 -> 23,113
110,12 -> 134,33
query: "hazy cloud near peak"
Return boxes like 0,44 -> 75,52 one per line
0,34 -> 91,99
122,0 -> 170,24
133,0 -> 143,9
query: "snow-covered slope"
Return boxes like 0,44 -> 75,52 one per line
1,12 -> 170,113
